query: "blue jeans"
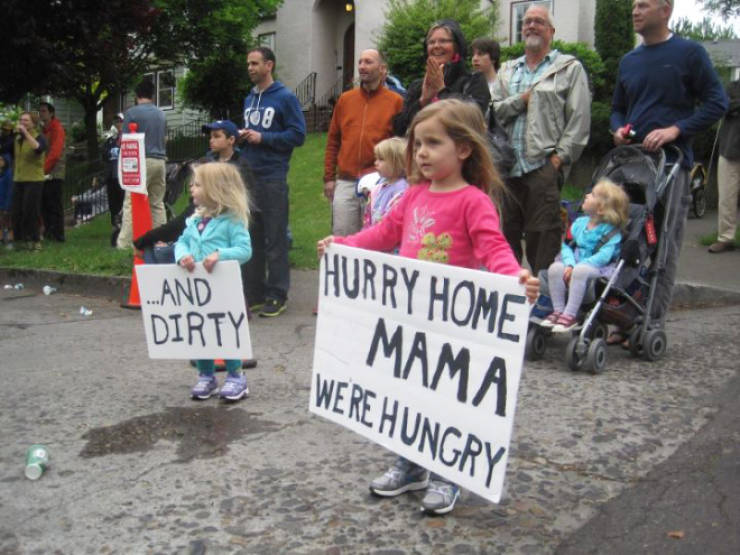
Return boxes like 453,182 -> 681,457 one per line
246,180 -> 290,303
652,168 -> 689,323
143,243 -> 176,264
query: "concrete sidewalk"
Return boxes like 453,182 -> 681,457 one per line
674,209 -> 740,302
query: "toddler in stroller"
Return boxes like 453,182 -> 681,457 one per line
526,144 -> 684,373
541,179 -> 629,332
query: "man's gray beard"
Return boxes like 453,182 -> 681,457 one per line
524,35 -> 545,53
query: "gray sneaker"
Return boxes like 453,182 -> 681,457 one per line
219,373 -> 249,401
369,458 -> 429,497
420,480 -> 460,515
191,374 -> 219,400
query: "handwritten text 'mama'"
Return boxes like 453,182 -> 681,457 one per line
366,318 -> 507,417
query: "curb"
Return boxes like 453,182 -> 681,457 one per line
0,267 -> 130,301
4,266 -> 740,311
670,281 -> 740,310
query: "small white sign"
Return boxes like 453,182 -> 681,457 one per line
136,261 -> 252,359
310,244 -> 529,504
118,132 -> 147,194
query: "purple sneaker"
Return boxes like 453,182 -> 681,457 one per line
191,374 -> 219,400
219,373 -> 249,401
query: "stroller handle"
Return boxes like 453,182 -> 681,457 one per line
610,143 -> 683,165
607,144 -> 683,200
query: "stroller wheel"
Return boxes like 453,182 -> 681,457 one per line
629,328 -> 644,358
526,327 -> 546,361
565,336 -> 586,371
586,338 -> 607,374
691,179 -> 706,218
591,321 -> 609,341
643,329 -> 667,361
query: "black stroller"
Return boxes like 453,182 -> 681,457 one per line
164,158 -> 197,221
525,144 -> 684,373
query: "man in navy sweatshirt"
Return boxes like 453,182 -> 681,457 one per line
240,46 -> 306,317
611,0 -> 727,328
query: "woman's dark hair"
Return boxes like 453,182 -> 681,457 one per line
424,19 -> 466,59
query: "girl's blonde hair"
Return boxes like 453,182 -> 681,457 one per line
374,137 -> 406,179
405,98 -> 505,202
191,162 -> 250,227
592,178 -> 629,227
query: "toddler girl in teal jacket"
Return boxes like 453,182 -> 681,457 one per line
175,162 -> 252,401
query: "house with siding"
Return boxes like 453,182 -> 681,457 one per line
43,1 -> 736,145
701,40 -> 740,80
254,0 -> 595,109
37,1 -> 596,137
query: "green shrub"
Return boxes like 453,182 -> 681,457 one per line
70,121 -> 87,143
594,0 -> 633,102
376,0 -> 497,86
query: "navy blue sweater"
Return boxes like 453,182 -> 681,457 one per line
242,81 -> 306,182
611,35 -> 728,168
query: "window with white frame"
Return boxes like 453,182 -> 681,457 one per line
511,0 -> 553,44
258,32 -> 276,52
157,70 -> 175,110
121,69 -> 176,111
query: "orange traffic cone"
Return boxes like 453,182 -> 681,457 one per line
121,191 -> 154,309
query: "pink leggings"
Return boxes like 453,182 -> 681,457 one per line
547,261 -> 601,318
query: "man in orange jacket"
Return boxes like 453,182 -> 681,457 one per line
39,102 -> 66,242
323,49 -> 403,236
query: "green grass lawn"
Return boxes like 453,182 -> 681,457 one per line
287,132 -> 331,268
1,132 -> 592,276
0,134 -> 330,276
0,215 -> 132,276
699,227 -> 740,246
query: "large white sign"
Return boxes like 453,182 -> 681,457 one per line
136,261 -> 252,359
117,132 -> 148,194
310,244 -> 529,504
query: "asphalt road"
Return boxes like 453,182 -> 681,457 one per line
1,272 -> 738,554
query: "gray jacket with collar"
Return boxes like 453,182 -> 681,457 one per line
492,51 -> 591,177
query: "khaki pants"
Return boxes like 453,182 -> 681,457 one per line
331,178 -> 363,236
717,155 -> 740,243
117,158 -> 167,249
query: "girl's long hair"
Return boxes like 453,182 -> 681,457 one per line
405,98 -> 505,203
191,162 -> 250,227
593,179 -> 629,228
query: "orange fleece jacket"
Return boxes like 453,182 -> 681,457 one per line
42,117 -> 65,175
323,85 -> 402,182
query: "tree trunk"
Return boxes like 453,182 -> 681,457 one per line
83,100 -> 99,162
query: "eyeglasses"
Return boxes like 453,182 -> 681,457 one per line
427,38 -> 454,47
523,17 -> 549,27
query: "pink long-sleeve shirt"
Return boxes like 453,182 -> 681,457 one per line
335,183 -> 521,276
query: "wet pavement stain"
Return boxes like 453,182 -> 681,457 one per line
79,406 -> 281,461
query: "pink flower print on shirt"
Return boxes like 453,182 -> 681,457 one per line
408,205 -> 436,243
417,232 -> 452,264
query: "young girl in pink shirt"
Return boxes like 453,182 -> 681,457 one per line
318,98 -> 539,515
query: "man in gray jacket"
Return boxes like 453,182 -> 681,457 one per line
492,4 -> 591,273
